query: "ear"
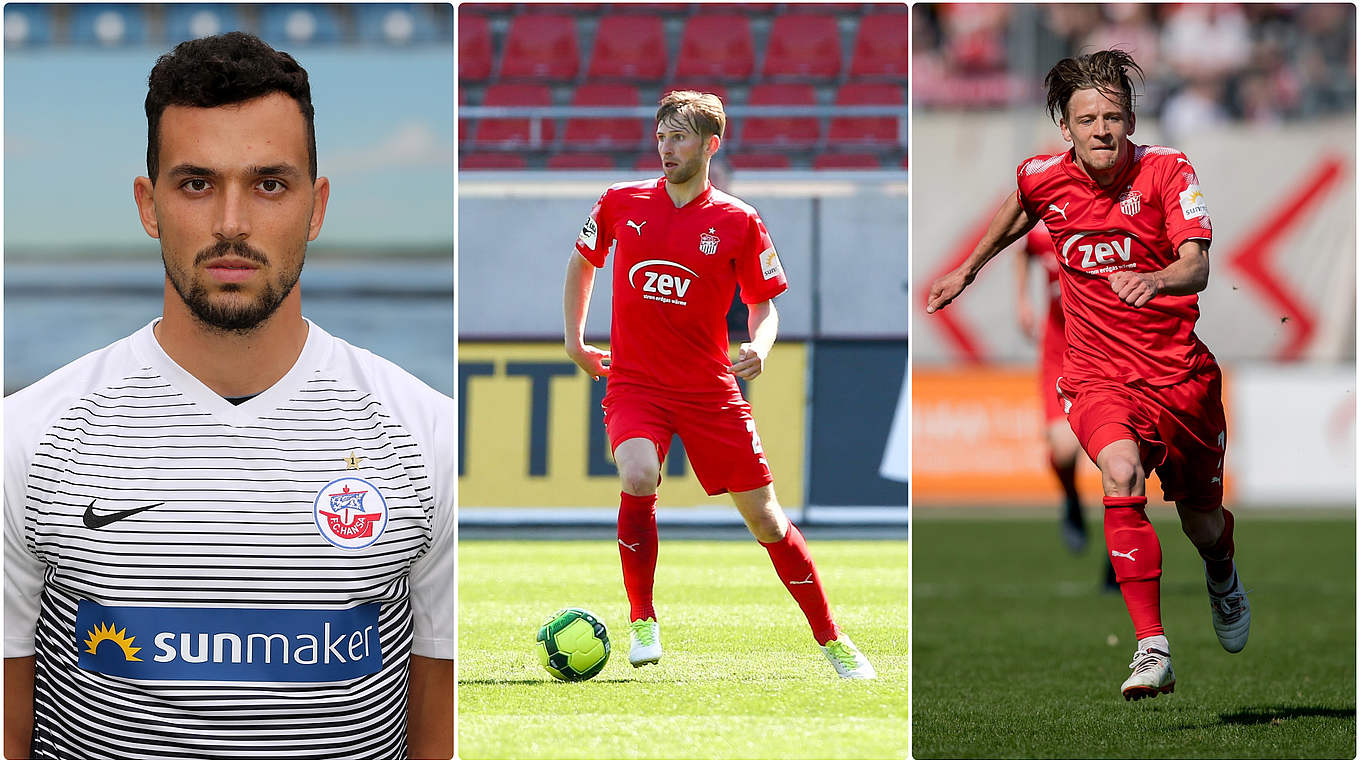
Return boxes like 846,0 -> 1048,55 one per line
307,176 -> 331,242
1059,118 -> 1073,144
706,134 -> 721,158
133,176 -> 160,239
1128,110 -> 1136,136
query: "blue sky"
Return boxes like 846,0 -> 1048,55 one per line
5,46 -> 453,249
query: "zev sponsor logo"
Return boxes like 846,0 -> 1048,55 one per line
1060,230 -> 1143,275
76,600 -> 383,682
628,259 -> 698,306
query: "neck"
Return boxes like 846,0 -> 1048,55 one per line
154,282 -> 309,397
664,166 -> 709,208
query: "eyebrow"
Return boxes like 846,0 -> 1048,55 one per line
167,163 -> 304,179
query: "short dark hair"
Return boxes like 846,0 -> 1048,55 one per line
1044,49 -> 1145,125
145,31 -> 316,182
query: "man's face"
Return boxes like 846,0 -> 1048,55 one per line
1060,87 -> 1136,185
656,116 -> 713,185
136,92 -> 326,332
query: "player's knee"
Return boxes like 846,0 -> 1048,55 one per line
1178,504 -> 1222,548
619,462 -> 660,496
1101,455 -> 1142,494
747,515 -> 786,544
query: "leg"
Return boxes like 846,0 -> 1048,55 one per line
614,438 -> 661,623
1095,438 -> 1165,641
732,485 -> 834,644
1179,500 -> 1249,653
1047,419 -> 1087,552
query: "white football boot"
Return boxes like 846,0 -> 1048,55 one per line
1206,563 -> 1251,653
628,618 -> 661,667
822,635 -> 877,679
1121,645 -> 1174,701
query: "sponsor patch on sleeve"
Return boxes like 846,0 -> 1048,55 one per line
578,216 -> 598,251
759,246 -> 783,280
1179,184 -> 1208,221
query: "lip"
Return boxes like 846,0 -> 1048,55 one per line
203,257 -> 261,283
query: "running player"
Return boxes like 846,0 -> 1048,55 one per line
563,91 -> 874,679
4,33 -> 452,758
1018,224 -> 1118,589
926,49 -> 1249,701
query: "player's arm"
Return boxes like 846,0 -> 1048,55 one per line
563,251 -> 610,380
4,655 -> 33,759
406,654 -> 453,759
1014,249 -> 1039,341
926,190 -> 1039,313
1107,239 -> 1210,308
731,300 -> 778,380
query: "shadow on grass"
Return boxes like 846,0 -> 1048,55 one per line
1217,705 -> 1357,726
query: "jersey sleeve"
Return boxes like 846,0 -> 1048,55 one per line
5,399 -> 47,658
408,457 -> 453,660
1016,160 -> 1041,219
574,187 -> 615,268
736,212 -> 788,304
1160,153 -> 1213,252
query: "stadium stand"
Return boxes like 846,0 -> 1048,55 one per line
258,4 -> 342,46
70,4 -> 148,46
456,3 -> 908,171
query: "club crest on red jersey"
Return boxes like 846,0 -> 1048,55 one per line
313,477 -> 388,550
699,228 -> 720,255
1119,189 -> 1142,216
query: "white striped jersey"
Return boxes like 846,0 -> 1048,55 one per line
4,319 -> 453,760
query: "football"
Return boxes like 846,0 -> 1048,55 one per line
536,607 -> 610,682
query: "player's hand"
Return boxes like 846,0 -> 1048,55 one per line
925,269 -> 971,314
1016,300 -> 1038,342
1108,270 -> 1159,308
566,344 -> 611,381
729,343 -> 766,380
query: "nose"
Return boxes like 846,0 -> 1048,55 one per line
1093,117 -> 1111,137
213,182 -> 251,241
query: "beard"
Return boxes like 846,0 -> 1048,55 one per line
163,238 -> 303,333
665,154 -> 704,185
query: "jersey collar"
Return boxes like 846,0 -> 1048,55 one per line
656,177 -> 713,208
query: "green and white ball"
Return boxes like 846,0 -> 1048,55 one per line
536,607 -> 610,682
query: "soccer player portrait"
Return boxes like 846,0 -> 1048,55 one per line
563,91 -> 875,679
926,50 -> 1249,701
3,33 -> 453,759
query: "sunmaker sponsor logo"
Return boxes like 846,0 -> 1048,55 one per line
76,600 -> 383,682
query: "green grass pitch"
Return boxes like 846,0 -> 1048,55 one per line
912,511 -> 1356,758
458,538 -> 908,759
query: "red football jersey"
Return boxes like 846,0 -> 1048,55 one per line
1024,221 -> 1063,329
1017,141 -> 1216,386
575,178 -> 788,395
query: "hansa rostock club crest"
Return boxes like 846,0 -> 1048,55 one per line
313,477 -> 388,549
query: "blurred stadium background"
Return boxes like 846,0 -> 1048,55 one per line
457,2 -> 908,529
4,3 -> 454,396
912,3 -> 1356,511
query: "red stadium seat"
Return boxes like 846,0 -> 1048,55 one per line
475,84 -> 556,147
587,15 -> 667,81
727,153 -> 792,170
564,84 -> 645,149
828,83 -> 904,147
499,14 -> 580,81
460,4 -> 514,13
695,3 -> 778,14
849,12 -> 908,79
457,13 -> 492,82
619,3 -> 695,14
739,84 -> 821,149
548,153 -> 617,169
762,14 -> 842,80
674,15 -> 754,81
460,152 -> 529,170
813,153 -> 885,170
661,83 -> 730,105
528,3 -> 603,12
458,89 -> 470,146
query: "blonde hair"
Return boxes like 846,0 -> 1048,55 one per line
656,90 -> 726,139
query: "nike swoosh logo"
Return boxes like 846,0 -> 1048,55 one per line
83,500 -> 164,530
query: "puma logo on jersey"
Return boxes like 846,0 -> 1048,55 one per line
788,574 -> 815,585
626,219 -> 647,235
619,539 -> 640,552
1048,202 -> 1069,221
1110,548 -> 1140,562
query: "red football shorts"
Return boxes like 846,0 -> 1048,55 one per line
1038,307 -> 1066,423
1058,365 -> 1226,509
602,386 -> 773,496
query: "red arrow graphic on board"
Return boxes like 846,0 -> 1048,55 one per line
1225,155 -> 1346,361
920,193 -> 1011,363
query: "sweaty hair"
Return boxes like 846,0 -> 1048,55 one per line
1044,49 -> 1145,125
145,31 -> 316,182
656,90 -> 726,139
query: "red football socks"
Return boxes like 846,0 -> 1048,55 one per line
761,524 -> 838,645
1200,507 -> 1237,585
1104,495 -> 1164,639
617,491 -> 659,622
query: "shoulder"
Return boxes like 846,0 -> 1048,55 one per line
1017,152 -> 1067,180
599,178 -> 661,202
1132,143 -> 1198,178
4,329 -> 145,454
316,329 -> 454,426
707,188 -> 762,220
